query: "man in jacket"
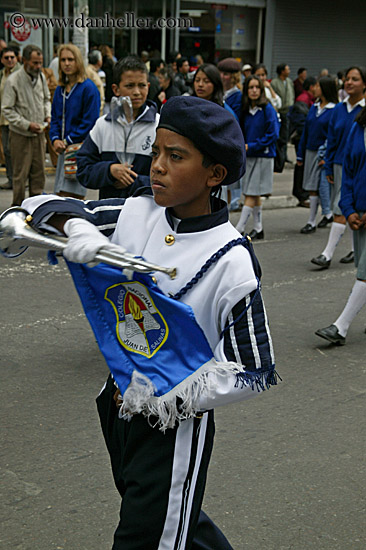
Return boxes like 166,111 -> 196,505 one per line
271,63 -> 295,169
1,44 -> 51,205
0,47 -> 21,190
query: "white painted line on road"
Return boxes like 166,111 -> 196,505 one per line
0,312 -> 85,331
0,259 -> 69,278
262,268 -> 355,289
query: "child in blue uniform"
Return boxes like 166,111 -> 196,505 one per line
310,67 -> 366,268
76,56 -> 159,199
297,76 -> 338,234
23,96 -> 277,549
235,75 -> 279,239
316,110 -> 366,344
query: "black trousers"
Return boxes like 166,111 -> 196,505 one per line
96,376 -> 233,550
292,138 -> 309,202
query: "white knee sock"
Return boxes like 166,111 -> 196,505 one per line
334,280 -> 366,337
308,196 -> 319,226
252,205 -> 263,232
236,205 -> 253,233
322,222 -> 346,261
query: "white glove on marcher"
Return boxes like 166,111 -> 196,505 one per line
63,218 -> 126,264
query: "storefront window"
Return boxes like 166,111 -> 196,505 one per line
180,2 -> 260,64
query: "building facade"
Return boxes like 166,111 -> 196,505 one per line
1,0 -> 365,77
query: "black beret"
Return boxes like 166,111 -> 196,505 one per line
157,96 -> 246,185
217,57 -> 241,73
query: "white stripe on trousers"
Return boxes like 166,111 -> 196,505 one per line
158,413 -> 209,550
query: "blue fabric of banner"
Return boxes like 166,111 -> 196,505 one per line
66,261 -> 214,398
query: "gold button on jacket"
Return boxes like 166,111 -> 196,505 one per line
165,234 -> 175,245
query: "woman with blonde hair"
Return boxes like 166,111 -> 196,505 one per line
50,43 -> 100,198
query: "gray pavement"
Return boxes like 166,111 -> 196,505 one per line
1,166 -> 365,550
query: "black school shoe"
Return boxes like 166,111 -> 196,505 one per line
300,223 -> 316,234
315,324 -> 346,345
317,215 -> 333,228
340,251 -> 354,264
311,254 -> 331,269
248,229 -> 264,240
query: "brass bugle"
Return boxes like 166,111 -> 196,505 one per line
0,207 -> 177,279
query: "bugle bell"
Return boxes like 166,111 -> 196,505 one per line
0,207 -> 177,279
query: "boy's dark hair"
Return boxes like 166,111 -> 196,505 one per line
297,67 -> 307,75
240,75 -> 269,120
1,47 -> 17,58
150,58 -> 164,73
23,44 -> 43,60
318,75 -> 339,104
177,56 -> 188,70
192,63 -> 224,106
303,76 -> 317,91
113,55 -> 148,86
276,63 -> 288,76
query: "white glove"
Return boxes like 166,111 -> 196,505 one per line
63,218 -> 126,264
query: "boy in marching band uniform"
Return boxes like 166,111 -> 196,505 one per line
23,96 -> 278,549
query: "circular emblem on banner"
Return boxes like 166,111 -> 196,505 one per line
105,281 -> 169,358
11,19 -> 31,42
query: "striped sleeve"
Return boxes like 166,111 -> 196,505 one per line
223,289 -> 275,373
25,196 -> 125,236
197,288 -> 277,412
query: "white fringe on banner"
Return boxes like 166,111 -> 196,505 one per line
120,359 -> 249,432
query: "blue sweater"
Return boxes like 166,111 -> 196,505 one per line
50,79 -> 100,145
241,103 -> 279,158
297,102 -> 335,161
325,101 -> 365,176
225,88 -> 242,120
339,122 -> 366,219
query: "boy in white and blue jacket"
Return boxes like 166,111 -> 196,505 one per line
76,56 -> 159,199
22,96 -> 278,549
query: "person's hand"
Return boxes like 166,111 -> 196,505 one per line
53,139 -> 66,153
318,159 -> 325,167
296,160 -> 303,166
110,163 -> 137,188
326,175 -> 334,184
44,117 -> 51,129
63,218 -> 126,264
245,144 -> 248,151
348,212 -> 363,231
29,122 -> 42,134
263,80 -> 271,88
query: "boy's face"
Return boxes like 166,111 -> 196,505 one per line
150,129 -> 226,219
112,70 -> 149,118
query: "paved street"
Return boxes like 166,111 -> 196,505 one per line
1,167 -> 365,550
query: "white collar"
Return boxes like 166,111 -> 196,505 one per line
344,97 -> 365,112
249,105 -> 262,115
315,101 -> 335,116
224,86 -> 239,99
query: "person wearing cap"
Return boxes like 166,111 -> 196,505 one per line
21,96 -> 277,550
217,57 -> 242,119
242,63 -> 252,81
